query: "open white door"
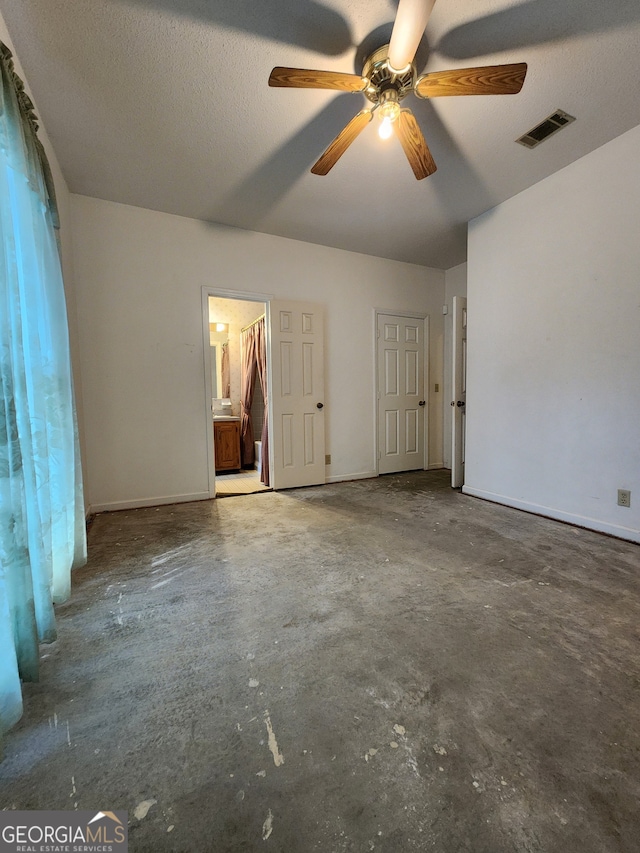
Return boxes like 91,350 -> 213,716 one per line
377,312 -> 426,475
451,296 -> 467,488
269,300 -> 325,490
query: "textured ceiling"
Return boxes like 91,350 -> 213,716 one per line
1,0 -> 640,269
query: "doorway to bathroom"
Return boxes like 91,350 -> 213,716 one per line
202,289 -> 326,497
206,292 -> 270,498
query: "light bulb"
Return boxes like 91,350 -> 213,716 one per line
379,117 -> 393,139
379,100 -> 401,122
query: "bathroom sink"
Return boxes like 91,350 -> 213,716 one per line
213,415 -> 239,421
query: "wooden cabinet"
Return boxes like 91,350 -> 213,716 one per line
214,419 -> 241,472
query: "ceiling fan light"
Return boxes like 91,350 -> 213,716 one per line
379,117 -> 394,139
379,99 -> 401,122
378,90 -> 400,139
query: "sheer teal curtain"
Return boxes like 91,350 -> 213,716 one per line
0,42 -> 86,752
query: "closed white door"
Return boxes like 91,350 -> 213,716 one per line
269,300 -> 325,490
451,296 -> 467,488
377,313 -> 426,475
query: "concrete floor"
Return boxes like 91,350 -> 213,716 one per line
2,470 -> 640,852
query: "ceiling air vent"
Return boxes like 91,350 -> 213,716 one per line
516,109 -> 576,148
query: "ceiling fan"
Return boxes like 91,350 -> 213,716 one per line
268,0 -> 527,179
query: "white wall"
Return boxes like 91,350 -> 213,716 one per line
465,124 -> 640,543
443,262 -> 467,469
70,196 -> 445,511
0,10 -> 87,504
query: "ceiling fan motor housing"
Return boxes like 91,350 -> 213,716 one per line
363,45 -> 416,107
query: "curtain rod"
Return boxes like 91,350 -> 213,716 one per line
241,313 -> 265,333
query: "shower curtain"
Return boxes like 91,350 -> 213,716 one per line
240,328 -> 257,468
240,317 -> 269,486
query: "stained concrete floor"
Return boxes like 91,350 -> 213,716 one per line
2,470 -> 640,852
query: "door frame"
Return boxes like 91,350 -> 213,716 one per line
373,309 -> 430,475
201,286 -> 274,498
451,295 -> 467,488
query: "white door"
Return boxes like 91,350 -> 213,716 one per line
377,313 -> 426,475
269,300 -> 325,490
451,296 -> 467,488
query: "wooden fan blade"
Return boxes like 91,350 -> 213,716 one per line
311,110 -> 373,175
395,110 -> 437,180
415,62 -> 527,97
388,0 -> 437,72
269,67 -> 367,92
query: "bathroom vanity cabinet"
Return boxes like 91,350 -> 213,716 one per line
214,419 -> 241,472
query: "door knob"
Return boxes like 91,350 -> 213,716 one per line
456,400 -> 465,407
316,402 -> 324,409
418,400 -> 426,407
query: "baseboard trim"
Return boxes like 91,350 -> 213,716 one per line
89,491 -> 211,514
326,470 -> 377,484
462,486 -> 640,544
327,466 -> 444,483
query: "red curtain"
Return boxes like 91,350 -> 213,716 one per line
240,327 -> 258,467
254,319 -> 270,487
240,317 -> 269,485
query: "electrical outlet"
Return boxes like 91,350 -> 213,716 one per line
325,454 -> 331,465
618,489 -> 631,508
434,383 -> 439,392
